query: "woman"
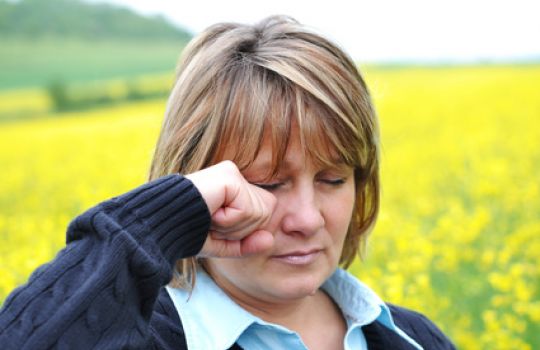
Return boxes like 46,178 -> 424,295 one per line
0,16 -> 455,349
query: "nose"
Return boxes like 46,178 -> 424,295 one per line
280,183 -> 325,236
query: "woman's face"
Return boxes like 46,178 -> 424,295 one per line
204,127 -> 356,305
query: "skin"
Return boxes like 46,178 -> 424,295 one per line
186,128 -> 355,349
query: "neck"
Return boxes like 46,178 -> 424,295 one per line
232,288 -> 323,329
201,264 -> 318,329
208,269 -> 347,350
214,277 -> 344,338
229,287 -> 347,350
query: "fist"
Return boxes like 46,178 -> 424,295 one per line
185,161 -> 276,258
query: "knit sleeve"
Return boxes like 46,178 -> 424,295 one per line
0,174 -> 211,350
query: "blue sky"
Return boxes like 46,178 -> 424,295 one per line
88,0 -> 540,63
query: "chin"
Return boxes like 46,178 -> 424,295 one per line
268,273 -> 325,300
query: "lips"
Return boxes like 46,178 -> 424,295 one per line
271,249 -> 322,265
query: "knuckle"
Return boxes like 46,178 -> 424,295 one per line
243,206 -> 255,219
220,160 -> 239,174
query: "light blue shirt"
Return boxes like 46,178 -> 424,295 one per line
166,268 -> 423,350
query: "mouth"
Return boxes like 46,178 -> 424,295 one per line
271,249 -> 322,265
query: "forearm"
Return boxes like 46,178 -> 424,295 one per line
0,175 -> 210,349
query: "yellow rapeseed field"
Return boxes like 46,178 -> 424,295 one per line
1,65 -> 539,349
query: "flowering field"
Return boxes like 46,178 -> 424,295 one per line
1,65 -> 539,349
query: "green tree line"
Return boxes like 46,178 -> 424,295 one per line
0,0 -> 191,41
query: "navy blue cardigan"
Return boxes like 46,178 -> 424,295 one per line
0,175 -> 455,349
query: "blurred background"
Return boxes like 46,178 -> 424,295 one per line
1,0 -> 539,349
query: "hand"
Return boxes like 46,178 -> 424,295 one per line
185,161 -> 276,258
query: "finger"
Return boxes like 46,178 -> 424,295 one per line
200,229 -> 274,258
199,236 -> 243,258
209,229 -> 249,241
211,188 -> 275,239
211,206 -> 254,231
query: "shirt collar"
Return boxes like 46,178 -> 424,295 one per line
166,268 -> 256,350
321,267 -> 385,326
322,269 -> 422,350
166,267 -> 419,350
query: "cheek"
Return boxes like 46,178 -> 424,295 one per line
331,187 -> 356,222
205,256 -> 262,286
325,187 -> 356,243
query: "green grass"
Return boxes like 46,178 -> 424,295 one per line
0,37 -> 186,90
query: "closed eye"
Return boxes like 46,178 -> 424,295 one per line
253,182 -> 283,191
320,178 -> 346,186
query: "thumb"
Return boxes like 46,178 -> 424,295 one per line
198,230 -> 274,258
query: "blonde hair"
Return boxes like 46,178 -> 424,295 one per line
149,15 -> 380,288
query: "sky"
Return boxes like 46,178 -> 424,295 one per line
88,0 -> 540,63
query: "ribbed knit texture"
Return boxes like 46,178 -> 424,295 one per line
0,174 -> 455,350
387,304 -> 456,349
361,304 -> 456,349
0,175 -> 210,350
